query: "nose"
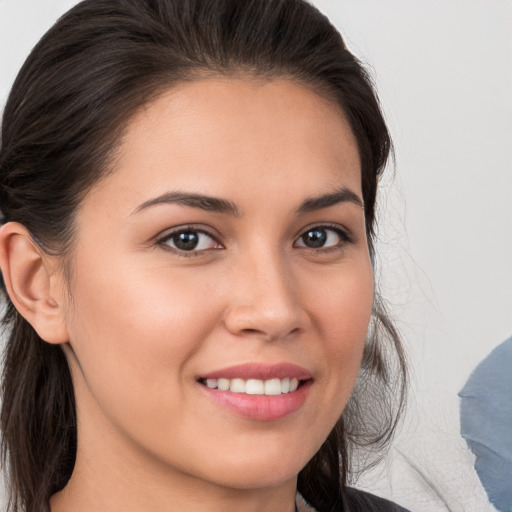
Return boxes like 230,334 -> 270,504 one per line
223,250 -> 308,342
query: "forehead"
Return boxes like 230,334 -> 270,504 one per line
88,78 -> 361,216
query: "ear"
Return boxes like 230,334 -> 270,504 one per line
0,222 -> 69,344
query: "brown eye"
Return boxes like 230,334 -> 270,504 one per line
174,231 -> 200,250
294,226 -> 348,249
161,229 -> 220,252
300,228 -> 328,248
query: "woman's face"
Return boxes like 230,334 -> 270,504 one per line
59,78 -> 373,491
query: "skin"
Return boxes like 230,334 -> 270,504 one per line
0,78 -> 374,512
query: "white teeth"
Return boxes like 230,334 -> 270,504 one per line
230,378 -> 246,393
217,378 -> 230,391
202,377 -> 303,395
245,379 -> 264,395
264,378 -> 282,395
206,378 -> 218,389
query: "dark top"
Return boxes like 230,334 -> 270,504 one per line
297,488 -> 411,512
345,488 -> 411,511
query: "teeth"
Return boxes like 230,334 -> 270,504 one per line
264,378 -> 281,396
246,379 -> 264,395
206,379 -> 218,389
230,378 -> 246,393
202,377 -> 303,395
217,378 -> 230,391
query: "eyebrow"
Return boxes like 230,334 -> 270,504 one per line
132,186 -> 363,217
297,186 -> 364,213
133,192 -> 242,217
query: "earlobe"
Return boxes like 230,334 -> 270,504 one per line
0,222 -> 69,344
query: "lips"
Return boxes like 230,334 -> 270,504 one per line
197,363 -> 313,420
199,362 -> 312,381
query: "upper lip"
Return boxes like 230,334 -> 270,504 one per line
199,362 -> 312,381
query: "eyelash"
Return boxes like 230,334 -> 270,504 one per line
156,226 -> 221,258
295,223 -> 354,253
156,224 -> 354,258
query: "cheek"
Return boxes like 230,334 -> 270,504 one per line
304,257 -> 374,390
311,258 -> 373,334
64,256 -> 222,409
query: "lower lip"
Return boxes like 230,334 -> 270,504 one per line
199,380 -> 312,421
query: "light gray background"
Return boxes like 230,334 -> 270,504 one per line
1,1 -> 511,510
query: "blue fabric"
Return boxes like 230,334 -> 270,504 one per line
459,336 -> 512,512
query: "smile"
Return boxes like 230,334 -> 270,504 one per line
199,377 -> 300,395
197,363 -> 313,420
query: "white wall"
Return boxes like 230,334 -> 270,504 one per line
1,1 -> 511,510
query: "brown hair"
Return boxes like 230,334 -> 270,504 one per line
0,1 -> 406,511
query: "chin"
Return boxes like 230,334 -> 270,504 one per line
206,464 -> 301,491
190,442 -> 314,491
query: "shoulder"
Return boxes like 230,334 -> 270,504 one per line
296,489 -> 411,512
343,487 -> 411,512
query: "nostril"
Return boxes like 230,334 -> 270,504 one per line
241,328 -> 262,335
223,300 -> 306,341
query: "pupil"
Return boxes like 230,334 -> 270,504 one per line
303,229 -> 326,248
174,231 -> 199,250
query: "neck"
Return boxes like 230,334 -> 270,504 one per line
51,477 -> 297,512
50,402 -> 298,512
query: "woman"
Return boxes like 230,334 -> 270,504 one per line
0,0 -> 407,511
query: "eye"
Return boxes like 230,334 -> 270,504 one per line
294,225 -> 350,250
159,228 -> 221,254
